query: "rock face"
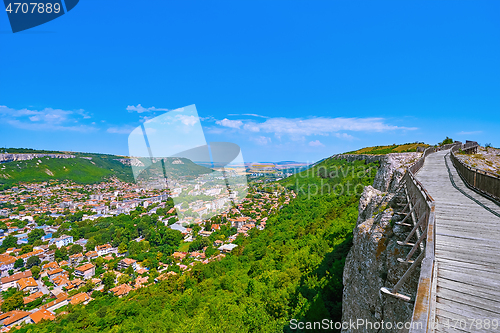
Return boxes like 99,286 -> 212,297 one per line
115,158 -> 145,167
338,153 -> 422,333
0,153 -> 75,163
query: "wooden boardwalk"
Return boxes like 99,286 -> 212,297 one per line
416,150 -> 500,332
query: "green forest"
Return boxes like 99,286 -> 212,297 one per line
0,150 -> 214,190
13,158 -> 377,333
0,154 -> 134,189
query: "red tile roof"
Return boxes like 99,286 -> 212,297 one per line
29,309 -> 55,324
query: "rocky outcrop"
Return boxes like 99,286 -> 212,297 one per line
340,153 -> 421,333
0,153 -> 75,163
115,158 -> 145,167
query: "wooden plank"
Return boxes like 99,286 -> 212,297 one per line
437,264 -> 500,284
436,287 -> 500,314
435,307 -> 495,333
438,278 -> 500,303
436,296 -> 500,321
437,258 -> 499,275
435,249 -> 500,266
436,233 -> 500,246
438,268 -> 500,291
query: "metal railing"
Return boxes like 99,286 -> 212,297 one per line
450,144 -> 500,203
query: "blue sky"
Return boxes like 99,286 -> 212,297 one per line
1,1 -> 499,162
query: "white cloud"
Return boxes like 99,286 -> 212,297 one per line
0,105 -> 96,132
251,136 -> 271,145
176,115 -> 198,126
214,116 -> 415,140
107,125 -> 136,134
126,104 -> 170,113
309,140 -> 324,147
216,118 -> 243,129
457,130 -> 482,135
334,133 -> 355,140
228,113 -> 269,118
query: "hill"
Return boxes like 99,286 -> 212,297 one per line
0,148 -> 213,189
344,142 -> 429,155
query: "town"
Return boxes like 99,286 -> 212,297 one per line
0,177 -> 295,330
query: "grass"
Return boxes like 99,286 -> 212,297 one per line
177,242 -> 190,252
344,142 -> 430,155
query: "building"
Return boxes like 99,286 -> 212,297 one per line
117,258 -> 137,271
16,277 -> 38,293
0,310 -> 31,329
39,250 -> 55,263
0,254 -> 16,275
218,244 -> 238,253
69,253 -> 84,265
29,309 -> 56,324
69,292 -> 91,305
23,291 -> 44,305
50,235 -> 73,248
59,260 -> 70,267
47,268 -> 64,281
1,271 -> 32,291
42,261 -> 59,271
40,294 -> 69,312
109,283 -> 132,297
85,251 -> 98,260
74,263 -> 95,280
95,244 -> 114,256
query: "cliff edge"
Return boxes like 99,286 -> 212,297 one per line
338,153 -> 421,333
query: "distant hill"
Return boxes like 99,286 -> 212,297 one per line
343,142 -> 429,155
0,148 -> 213,189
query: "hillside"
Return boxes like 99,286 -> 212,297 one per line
344,142 -> 429,155
0,155 -> 133,189
15,156 -> 378,333
0,148 -> 213,189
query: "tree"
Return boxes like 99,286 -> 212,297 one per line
1,291 -> 23,312
31,266 -> 40,279
192,224 -> 201,237
14,258 -> 24,269
118,242 -> 128,254
125,265 -> 134,276
27,228 -> 45,244
26,256 -> 41,269
95,256 -> 105,267
48,244 -> 57,251
440,137 -> 453,145
69,244 -> 83,255
117,274 -> 130,285
102,271 -> 116,291
2,235 -> 17,249
21,245 -> 33,254
55,247 -> 68,262
86,238 -> 97,252
82,279 -> 95,293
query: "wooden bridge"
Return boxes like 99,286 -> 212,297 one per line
381,143 -> 500,332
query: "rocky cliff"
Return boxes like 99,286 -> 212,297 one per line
337,153 -> 421,333
0,153 -> 75,163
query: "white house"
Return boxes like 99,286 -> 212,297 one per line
50,235 -> 73,248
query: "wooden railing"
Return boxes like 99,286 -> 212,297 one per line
381,143 -> 462,332
450,144 -> 500,202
